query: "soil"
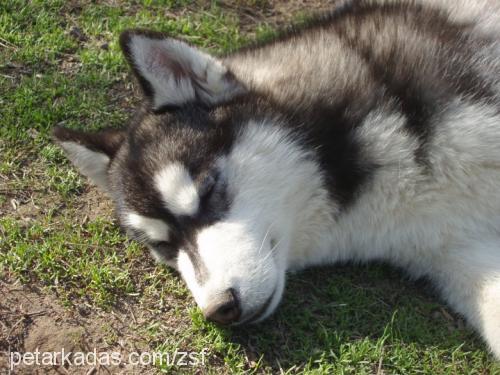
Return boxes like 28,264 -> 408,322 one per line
0,280 -> 155,374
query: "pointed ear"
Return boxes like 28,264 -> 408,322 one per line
119,29 -> 246,111
52,126 -> 125,191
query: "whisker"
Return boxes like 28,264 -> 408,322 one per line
257,221 -> 274,257
262,236 -> 283,262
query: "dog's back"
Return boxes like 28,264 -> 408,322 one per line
226,0 -> 500,110
223,0 -> 500,218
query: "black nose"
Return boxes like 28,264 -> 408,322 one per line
203,288 -> 241,325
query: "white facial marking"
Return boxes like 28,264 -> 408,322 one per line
125,212 -> 169,242
177,250 -> 205,308
60,141 -> 110,190
154,163 -> 199,216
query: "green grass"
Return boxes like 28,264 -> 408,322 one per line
0,215 -> 139,306
1,0 -> 499,373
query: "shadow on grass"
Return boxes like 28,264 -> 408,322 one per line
221,263 -> 489,370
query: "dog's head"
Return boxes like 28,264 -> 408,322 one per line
53,30 -> 323,325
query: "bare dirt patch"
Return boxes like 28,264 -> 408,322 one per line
72,187 -> 115,223
0,280 -> 159,374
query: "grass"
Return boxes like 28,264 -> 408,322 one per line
1,0 -> 499,373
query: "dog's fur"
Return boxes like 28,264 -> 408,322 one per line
53,0 -> 500,358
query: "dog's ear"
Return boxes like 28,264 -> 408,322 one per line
52,126 -> 125,191
119,29 -> 246,112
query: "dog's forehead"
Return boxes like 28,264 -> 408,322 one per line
113,107 -> 234,219
128,107 -> 233,167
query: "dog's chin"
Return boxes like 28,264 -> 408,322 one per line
234,273 -> 286,326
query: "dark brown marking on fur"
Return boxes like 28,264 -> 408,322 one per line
329,2 -> 498,168
108,104 -> 237,284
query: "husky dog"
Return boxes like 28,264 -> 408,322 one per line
53,0 -> 500,358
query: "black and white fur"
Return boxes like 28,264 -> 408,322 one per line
53,0 -> 500,358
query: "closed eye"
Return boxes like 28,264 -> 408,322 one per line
199,171 -> 219,201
